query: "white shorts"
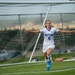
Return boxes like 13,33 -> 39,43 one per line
42,44 -> 55,53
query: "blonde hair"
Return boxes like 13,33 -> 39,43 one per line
45,20 -> 51,27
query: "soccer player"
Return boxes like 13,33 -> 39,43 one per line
25,20 -> 74,71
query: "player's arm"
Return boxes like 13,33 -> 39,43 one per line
58,29 -> 75,33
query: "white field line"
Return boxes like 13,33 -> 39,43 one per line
0,61 -> 45,67
0,59 -> 75,67
1,63 -> 45,69
1,68 -> 75,75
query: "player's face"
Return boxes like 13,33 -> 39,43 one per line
46,21 -> 51,28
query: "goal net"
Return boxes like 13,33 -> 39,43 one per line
0,1 -> 75,64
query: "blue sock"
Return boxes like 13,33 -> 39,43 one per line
46,56 -> 52,71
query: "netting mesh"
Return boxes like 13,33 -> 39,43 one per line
0,4 -> 75,63
31,13 -> 75,62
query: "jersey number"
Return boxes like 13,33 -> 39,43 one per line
48,37 -> 51,40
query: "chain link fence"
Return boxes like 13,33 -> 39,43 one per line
0,13 -> 75,61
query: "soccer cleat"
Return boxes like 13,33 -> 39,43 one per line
47,66 -> 50,71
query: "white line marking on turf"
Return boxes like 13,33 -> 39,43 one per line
1,68 -> 75,75
1,63 -> 45,69
0,60 -> 75,67
0,61 -> 45,67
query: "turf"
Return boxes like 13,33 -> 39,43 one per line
0,61 -> 75,75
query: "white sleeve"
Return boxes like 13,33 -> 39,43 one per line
54,28 -> 59,33
40,28 -> 44,33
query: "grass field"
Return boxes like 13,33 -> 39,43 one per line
0,61 -> 75,75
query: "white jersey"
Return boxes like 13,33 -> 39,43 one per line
40,27 -> 59,45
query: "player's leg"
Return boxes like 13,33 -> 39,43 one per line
44,52 -> 47,60
46,48 -> 53,71
43,48 -> 53,71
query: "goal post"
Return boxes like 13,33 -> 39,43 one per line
0,1 -> 75,4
